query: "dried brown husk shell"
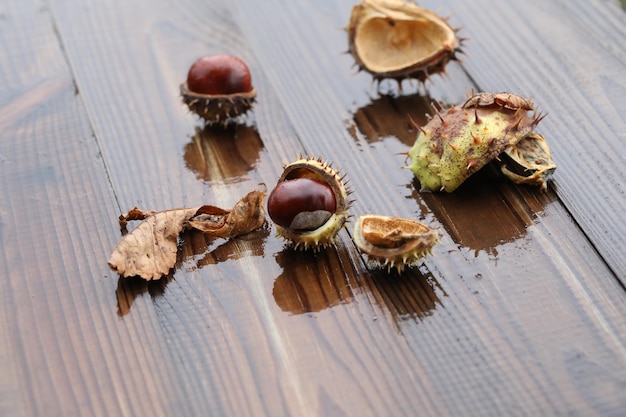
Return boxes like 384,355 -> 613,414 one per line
352,214 -> 438,271
462,92 -> 534,111
499,133 -> 556,190
180,83 -> 256,125
348,0 -> 463,84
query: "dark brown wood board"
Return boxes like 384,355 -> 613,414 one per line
0,0 -> 624,416
434,0 -> 626,281
0,1 -> 164,416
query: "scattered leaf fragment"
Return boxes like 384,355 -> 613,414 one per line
186,188 -> 266,238
108,207 -> 198,280
108,188 -> 266,280
118,207 -> 156,230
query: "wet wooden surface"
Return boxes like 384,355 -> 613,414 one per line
1,0 -> 626,416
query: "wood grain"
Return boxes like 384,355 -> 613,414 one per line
0,0 -> 625,416
433,0 -> 626,281
0,1 -> 170,416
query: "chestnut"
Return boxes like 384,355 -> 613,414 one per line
268,178 -> 336,230
268,156 -> 352,250
180,54 -> 257,124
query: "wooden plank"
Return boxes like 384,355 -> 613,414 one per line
48,0 -> 295,211
431,0 -> 626,281
230,0 -> 626,415
46,0 -> 341,416
0,1 -> 197,416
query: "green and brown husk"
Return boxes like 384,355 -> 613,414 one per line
408,92 -> 555,192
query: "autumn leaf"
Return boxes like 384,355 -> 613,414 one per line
108,188 -> 266,280
108,207 -> 198,280
186,187 -> 266,238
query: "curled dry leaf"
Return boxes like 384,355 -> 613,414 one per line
108,188 -> 266,280
108,207 -> 198,280
186,187 -> 267,238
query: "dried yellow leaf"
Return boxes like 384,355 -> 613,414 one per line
108,188 -> 266,280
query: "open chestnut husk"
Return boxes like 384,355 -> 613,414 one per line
352,214 -> 439,272
267,156 -> 352,250
407,92 -> 553,192
347,0 -> 464,87
180,54 -> 257,125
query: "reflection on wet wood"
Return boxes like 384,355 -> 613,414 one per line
369,267 -> 443,322
183,124 -> 264,183
116,226 -> 271,316
116,275 -> 171,317
416,167 -> 557,253
273,247 -> 355,314
352,93 -> 434,146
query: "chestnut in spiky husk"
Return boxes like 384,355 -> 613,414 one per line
267,156 -> 352,250
347,0 -> 464,86
353,214 -> 438,272
407,92 -> 549,192
180,54 -> 257,124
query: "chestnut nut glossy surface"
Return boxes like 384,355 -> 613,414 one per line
268,178 -> 336,230
186,54 -> 253,96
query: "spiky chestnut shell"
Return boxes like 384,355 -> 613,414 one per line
347,0 -> 463,85
268,156 -> 352,250
499,133 -> 556,190
180,54 -> 257,125
407,92 -> 545,192
352,215 -> 438,272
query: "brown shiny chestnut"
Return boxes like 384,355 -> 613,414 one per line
186,55 -> 252,95
268,178 -> 336,230
268,156 -> 352,250
180,54 -> 257,124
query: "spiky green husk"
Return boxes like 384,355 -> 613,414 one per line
407,103 -> 542,192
